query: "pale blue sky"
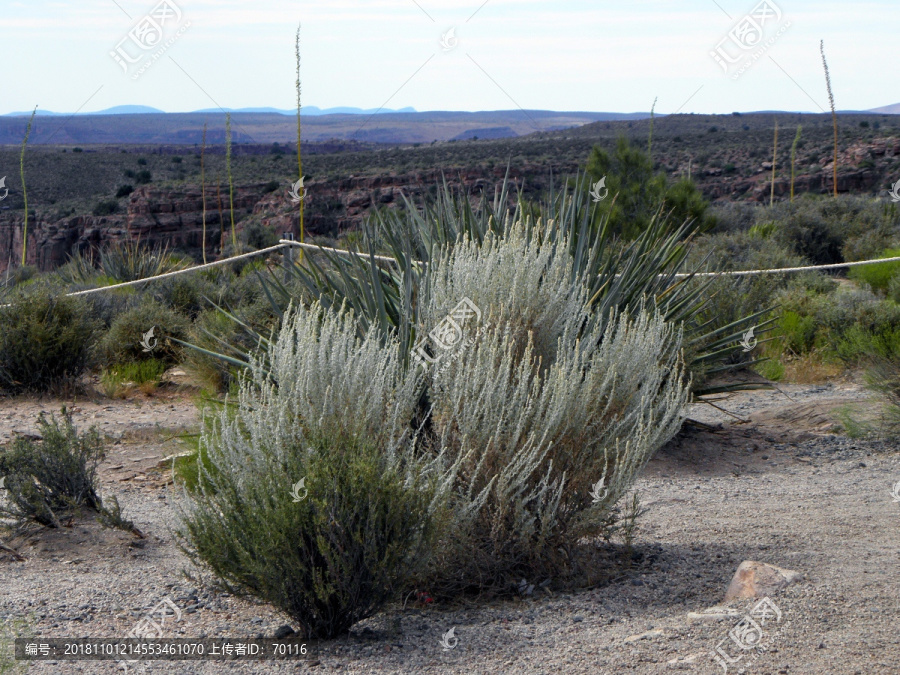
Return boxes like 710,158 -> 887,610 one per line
1,0 -> 896,116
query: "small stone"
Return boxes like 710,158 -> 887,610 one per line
624,629 -> 664,643
273,624 -> 295,639
724,561 -> 803,601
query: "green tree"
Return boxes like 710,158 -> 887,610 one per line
586,136 -> 710,239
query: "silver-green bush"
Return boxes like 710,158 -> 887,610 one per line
421,225 -> 690,592
177,304 -> 455,638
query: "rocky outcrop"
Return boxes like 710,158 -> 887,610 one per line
0,166 -> 523,273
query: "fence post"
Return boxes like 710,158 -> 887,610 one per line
283,232 -> 295,282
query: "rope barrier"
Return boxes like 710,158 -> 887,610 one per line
672,255 -> 900,278
3,241 -> 900,309
278,240 -> 400,265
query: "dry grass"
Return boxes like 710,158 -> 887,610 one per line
780,353 -> 845,384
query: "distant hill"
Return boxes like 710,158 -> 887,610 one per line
870,102 -> 900,114
190,106 -> 419,116
0,110 -> 653,145
3,105 -> 167,116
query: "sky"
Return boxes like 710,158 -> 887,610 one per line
0,0 -> 897,117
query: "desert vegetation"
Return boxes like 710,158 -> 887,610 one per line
1,108 -> 900,673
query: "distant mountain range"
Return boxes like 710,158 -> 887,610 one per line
0,103 -> 896,146
2,105 -> 419,117
0,110 -> 656,146
4,103 -> 898,118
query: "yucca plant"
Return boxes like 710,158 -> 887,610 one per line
18,107 -> 37,267
226,113 -> 237,251
201,121 -> 208,264
820,40 -> 839,197
240,173 -> 766,398
96,238 -> 189,283
790,124 -> 802,202
770,120 -> 778,207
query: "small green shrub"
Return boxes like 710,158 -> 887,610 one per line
865,355 -> 900,437
749,221 -> 777,239
889,275 -> 900,304
92,199 -> 119,216
116,184 -> 134,198
100,297 -> 189,365
183,299 -> 277,393
0,291 -> 100,393
134,170 -> 152,184
1,265 -> 39,289
100,359 -> 168,397
835,325 -> 900,364
755,358 -> 785,381
0,410 -> 103,528
0,614 -> 31,675
848,248 -> 900,293
152,275 -> 218,319
243,221 -> 280,250
779,310 -> 817,354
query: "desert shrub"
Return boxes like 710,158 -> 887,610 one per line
134,170 -> 152,184
779,310 -> 817,354
760,196 -> 899,265
774,205 -> 843,265
848,248 -> 900,293
0,614 -> 31,675
420,226 -> 689,594
100,297 -> 189,365
79,289 -> 134,328
685,231 -> 810,366
889,275 -> 900,304
152,274 -> 219,319
55,250 -> 101,285
586,136 -> 711,238
0,410 -> 104,528
835,325 -> 900,364
177,305 -> 449,639
708,202 -> 758,234
116,184 -> 134,198
0,290 -> 100,393
92,199 -> 119,216
243,221 -> 280,250
183,297 -> 277,393
865,355 -> 900,437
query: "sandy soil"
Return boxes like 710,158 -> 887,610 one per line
1,381 -> 898,674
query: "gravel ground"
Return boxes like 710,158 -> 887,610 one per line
1,383 -> 898,674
